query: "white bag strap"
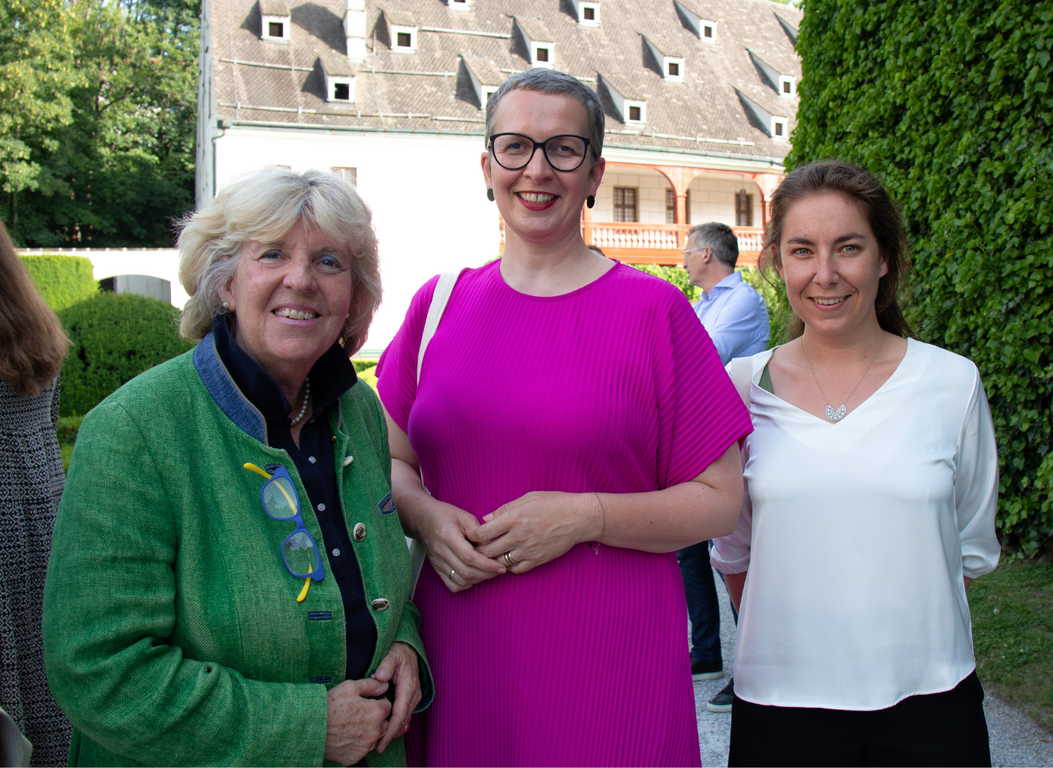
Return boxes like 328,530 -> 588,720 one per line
416,272 -> 458,385
727,355 -> 754,413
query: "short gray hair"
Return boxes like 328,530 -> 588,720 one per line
484,69 -> 605,163
688,222 -> 739,268
177,167 -> 381,354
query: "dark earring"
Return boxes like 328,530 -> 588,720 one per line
586,195 -> 595,209
486,188 -> 495,202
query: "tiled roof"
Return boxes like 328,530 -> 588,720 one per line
258,0 -> 289,16
208,0 -> 802,161
512,15 -> 554,44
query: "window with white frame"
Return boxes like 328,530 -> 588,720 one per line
625,102 -> 645,124
772,117 -> 787,140
780,76 -> 796,97
392,25 -> 417,53
665,189 -> 676,224
261,14 -> 290,42
701,20 -> 716,42
614,188 -> 638,222
578,2 -> 599,26
332,167 -> 357,185
450,0 -> 470,8
532,44 -> 552,67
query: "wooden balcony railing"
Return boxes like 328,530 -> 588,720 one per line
499,220 -> 765,267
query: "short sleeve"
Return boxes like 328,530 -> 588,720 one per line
955,368 -> 1000,579
376,275 -> 441,434
653,290 -> 753,488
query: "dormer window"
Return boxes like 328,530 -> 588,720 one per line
383,10 -> 418,54
642,34 -> 684,82
673,1 -> 715,43
259,0 -> 290,43
572,0 -> 599,26
514,17 -> 555,69
450,0 -> 470,8
748,50 -> 796,98
462,54 -> 505,110
736,89 -> 788,142
320,54 -> 355,104
392,25 -> 417,52
600,73 -> 646,127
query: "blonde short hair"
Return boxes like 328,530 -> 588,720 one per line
178,167 -> 381,354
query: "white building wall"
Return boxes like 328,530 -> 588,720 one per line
213,127 -> 498,353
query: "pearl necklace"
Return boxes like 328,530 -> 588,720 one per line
801,336 -> 884,422
289,377 -> 311,426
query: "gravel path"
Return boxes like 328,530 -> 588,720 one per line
691,574 -> 1053,767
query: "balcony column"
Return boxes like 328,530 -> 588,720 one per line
748,172 -> 784,228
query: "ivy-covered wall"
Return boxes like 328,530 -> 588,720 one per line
788,1 -> 1053,551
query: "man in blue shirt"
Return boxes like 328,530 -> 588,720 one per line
683,222 -> 769,365
679,222 -> 769,711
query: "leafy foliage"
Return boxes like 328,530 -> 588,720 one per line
630,263 -> 701,302
19,253 -> 98,310
788,0 -> 1053,551
1,0 -> 199,247
58,292 -> 194,416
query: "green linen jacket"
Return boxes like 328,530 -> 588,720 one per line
43,337 -> 431,767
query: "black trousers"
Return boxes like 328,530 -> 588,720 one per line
728,671 -> 991,767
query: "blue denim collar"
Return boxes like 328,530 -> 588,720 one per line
194,329 -> 270,443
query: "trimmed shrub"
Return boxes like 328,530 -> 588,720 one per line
788,0 -> 1053,551
19,254 -> 98,311
58,293 -> 195,416
630,264 -> 701,303
353,360 -> 378,373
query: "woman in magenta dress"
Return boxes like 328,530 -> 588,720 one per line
376,68 -> 751,767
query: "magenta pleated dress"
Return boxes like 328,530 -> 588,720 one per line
377,261 -> 751,766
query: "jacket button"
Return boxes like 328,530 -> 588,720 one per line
370,598 -> 390,612
353,523 -> 366,541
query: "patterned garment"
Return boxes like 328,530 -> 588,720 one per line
0,378 -> 72,766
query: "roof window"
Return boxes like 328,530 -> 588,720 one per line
259,0 -> 290,43
573,0 -> 600,27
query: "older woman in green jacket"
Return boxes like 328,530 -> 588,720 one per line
43,167 -> 430,767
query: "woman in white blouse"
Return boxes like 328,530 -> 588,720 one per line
712,160 -> 1000,767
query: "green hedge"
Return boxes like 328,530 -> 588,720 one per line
58,293 -> 195,417
631,263 -> 783,348
788,0 -> 1053,551
630,264 -> 701,303
19,253 -> 98,311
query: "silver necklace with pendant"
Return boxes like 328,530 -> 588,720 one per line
801,336 -> 884,422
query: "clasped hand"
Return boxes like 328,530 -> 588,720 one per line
424,491 -> 599,592
323,642 -> 420,765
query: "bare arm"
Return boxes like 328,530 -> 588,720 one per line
471,442 -> 743,572
385,409 -> 505,592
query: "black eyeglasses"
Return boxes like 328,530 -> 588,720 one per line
489,133 -> 592,172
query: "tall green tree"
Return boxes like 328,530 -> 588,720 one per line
788,0 -> 1053,552
0,0 -> 83,233
1,0 -> 199,247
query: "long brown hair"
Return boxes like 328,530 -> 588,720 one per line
0,220 -> 70,397
761,160 -> 914,340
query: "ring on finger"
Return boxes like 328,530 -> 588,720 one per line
449,568 -> 457,580
502,551 -> 517,567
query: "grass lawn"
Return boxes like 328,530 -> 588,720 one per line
971,557 -> 1053,732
